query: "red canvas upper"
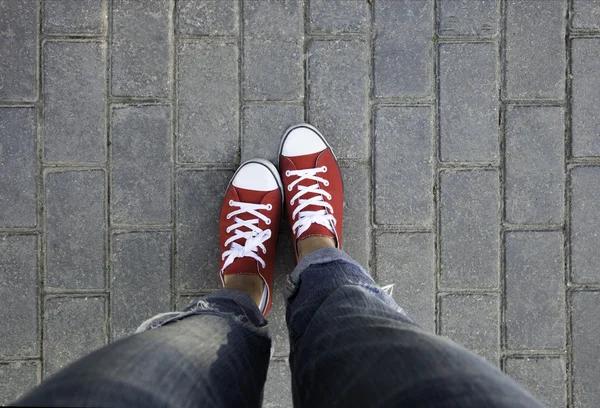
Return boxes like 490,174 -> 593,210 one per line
279,148 -> 344,263
219,184 -> 281,317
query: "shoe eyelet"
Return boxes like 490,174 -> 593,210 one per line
226,214 -> 231,219
287,185 -> 292,192
266,219 -> 271,225
322,166 -> 328,173
290,199 -> 294,205
229,200 -> 234,206
323,180 -> 329,186
285,170 -> 291,177
226,227 -> 232,233
327,194 -> 332,200
266,204 -> 272,211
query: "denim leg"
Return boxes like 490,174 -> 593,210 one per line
13,290 -> 271,408
286,248 -> 543,408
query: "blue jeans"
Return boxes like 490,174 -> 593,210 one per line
13,248 -> 543,407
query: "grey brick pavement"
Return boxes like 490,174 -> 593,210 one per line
1,1 -> 600,407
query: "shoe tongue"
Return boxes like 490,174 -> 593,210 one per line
222,186 -> 268,278
287,150 -> 335,240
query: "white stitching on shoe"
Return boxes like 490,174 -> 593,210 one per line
287,167 -> 336,237
222,201 -> 272,271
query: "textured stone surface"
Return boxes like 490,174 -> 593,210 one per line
439,42 -> 498,162
44,296 -> 106,377
505,231 -> 565,349
241,104 -> 303,163
0,0 -> 36,100
308,0 -> 369,33
44,0 -> 107,34
376,233 -> 435,332
111,0 -> 171,97
374,106 -> 432,225
307,39 -> 369,159
177,170 -> 232,289
0,361 -> 39,406
0,108 -> 36,227
505,106 -> 564,224
439,0 -> 499,36
263,359 -> 293,408
0,235 -> 38,357
111,232 -> 172,340
572,38 -> 600,157
111,105 -> 172,224
571,167 -> 600,283
374,0 -> 433,98
177,41 -> 238,163
340,164 -> 370,269
440,294 -> 499,364
505,0 -> 566,99
572,291 -> 600,408
45,171 -> 106,289
43,41 -> 106,162
504,357 -> 566,408
572,0 -> 600,29
243,0 -> 303,101
177,0 -> 238,36
440,170 -> 499,289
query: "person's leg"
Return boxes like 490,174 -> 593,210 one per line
13,290 -> 270,408
278,124 -> 543,408
286,250 -> 544,408
14,160 -> 284,407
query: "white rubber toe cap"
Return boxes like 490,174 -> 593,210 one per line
232,162 -> 279,191
281,126 -> 327,157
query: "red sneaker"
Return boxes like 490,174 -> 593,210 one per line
278,124 -> 343,263
219,159 -> 283,317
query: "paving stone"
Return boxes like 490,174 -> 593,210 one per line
439,0 -> 499,36
571,291 -> 600,408
44,0 -> 107,34
111,0 -> 171,97
570,167 -> 600,283
0,0 -> 36,101
505,0 -> 566,99
0,235 -> 39,357
0,361 -> 39,406
374,106 -> 432,225
440,294 -> 499,364
177,0 -> 238,36
572,38 -> 600,157
340,164 -> 370,269
505,106 -> 564,224
439,43 -> 498,162
263,359 -> 293,408
243,0 -> 303,38
504,357 -> 566,408
111,232 -> 172,340
505,231 -> 565,349
0,108 -> 36,227
45,171 -> 105,289
111,105 -> 172,225
440,170 -> 499,288
307,39 -> 369,159
572,0 -> 600,29
270,233 -> 295,357
177,41 -> 238,163
376,233 -> 435,332
374,0 -> 433,98
241,104 -> 303,163
44,296 -> 106,378
177,170 -> 232,289
43,41 -> 106,163
308,0 -> 369,33
243,0 -> 303,101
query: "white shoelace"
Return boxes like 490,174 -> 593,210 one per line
221,200 -> 272,272
286,166 -> 336,237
